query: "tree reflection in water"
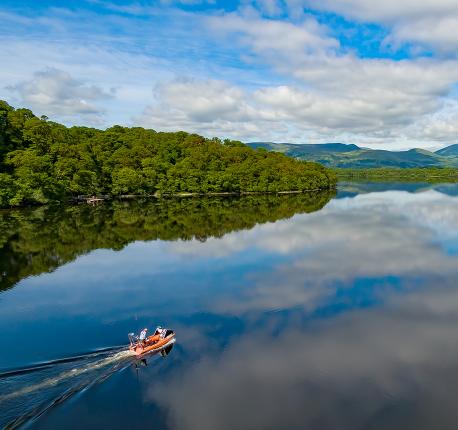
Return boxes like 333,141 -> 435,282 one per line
0,192 -> 334,292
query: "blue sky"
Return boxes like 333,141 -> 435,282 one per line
1,0 -> 458,149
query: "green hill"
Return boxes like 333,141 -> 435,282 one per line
0,100 -> 336,207
248,142 -> 458,168
436,144 -> 458,157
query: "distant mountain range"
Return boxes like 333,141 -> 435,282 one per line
246,142 -> 458,168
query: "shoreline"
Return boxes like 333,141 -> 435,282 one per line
76,188 -> 333,202
0,188 -> 335,210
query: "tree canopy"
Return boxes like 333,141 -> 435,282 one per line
0,100 -> 336,207
335,167 -> 458,183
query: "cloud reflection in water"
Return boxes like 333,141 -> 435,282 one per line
149,189 -> 458,430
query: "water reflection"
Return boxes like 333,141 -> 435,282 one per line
1,184 -> 458,429
151,285 -> 458,430
0,192 -> 334,292
147,185 -> 458,430
337,181 -> 458,198
168,188 -> 458,320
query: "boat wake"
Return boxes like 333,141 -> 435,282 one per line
0,346 -> 137,429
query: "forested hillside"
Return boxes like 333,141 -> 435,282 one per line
248,142 -> 458,168
0,101 -> 336,207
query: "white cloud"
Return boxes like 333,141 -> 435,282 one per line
208,11 -> 340,61
136,70 -> 458,146
412,101 -> 458,142
301,0 -> 458,22
388,16 -> 458,54
295,0 -> 458,53
200,11 -> 458,146
1,3 -> 458,147
8,68 -> 113,121
0,37 -> 175,126
153,79 -> 247,122
175,10 -> 458,146
135,79 -> 282,138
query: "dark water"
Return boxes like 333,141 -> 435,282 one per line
1,184 -> 458,429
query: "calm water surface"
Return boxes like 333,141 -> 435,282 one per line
1,183 -> 458,429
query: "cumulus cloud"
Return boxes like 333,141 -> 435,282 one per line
214,10 -> 458,125
0,36 -> 178,126
169,10 -> 456,146
411,102 -> 458,142
208,12 -> 340,61
254,76 -> 441,133
135,79 -> 283,138
1,2 -> 458,146
136,70 -> 458,145
387,16 -> 458,53
301,0 -> 458,23
143,9 -> 458,146
295,0 -> 458,53
8,68 -> 113,121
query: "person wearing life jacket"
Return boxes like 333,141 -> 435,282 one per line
139,328 -> 148,346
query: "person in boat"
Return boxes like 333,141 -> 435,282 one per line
139,328 -> 148,346
155,326 -> 167,339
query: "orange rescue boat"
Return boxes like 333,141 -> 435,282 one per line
128,329 -> 176,356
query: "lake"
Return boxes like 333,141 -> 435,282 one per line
1,183 -> 458,430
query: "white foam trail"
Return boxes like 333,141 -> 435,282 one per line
0,349 -> 135,402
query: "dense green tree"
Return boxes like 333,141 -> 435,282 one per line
0,173 -> 16,207
335,167 -> 458,183
0,101 -> 336,207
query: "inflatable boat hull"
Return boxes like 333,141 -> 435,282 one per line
129,331 -> 176,356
